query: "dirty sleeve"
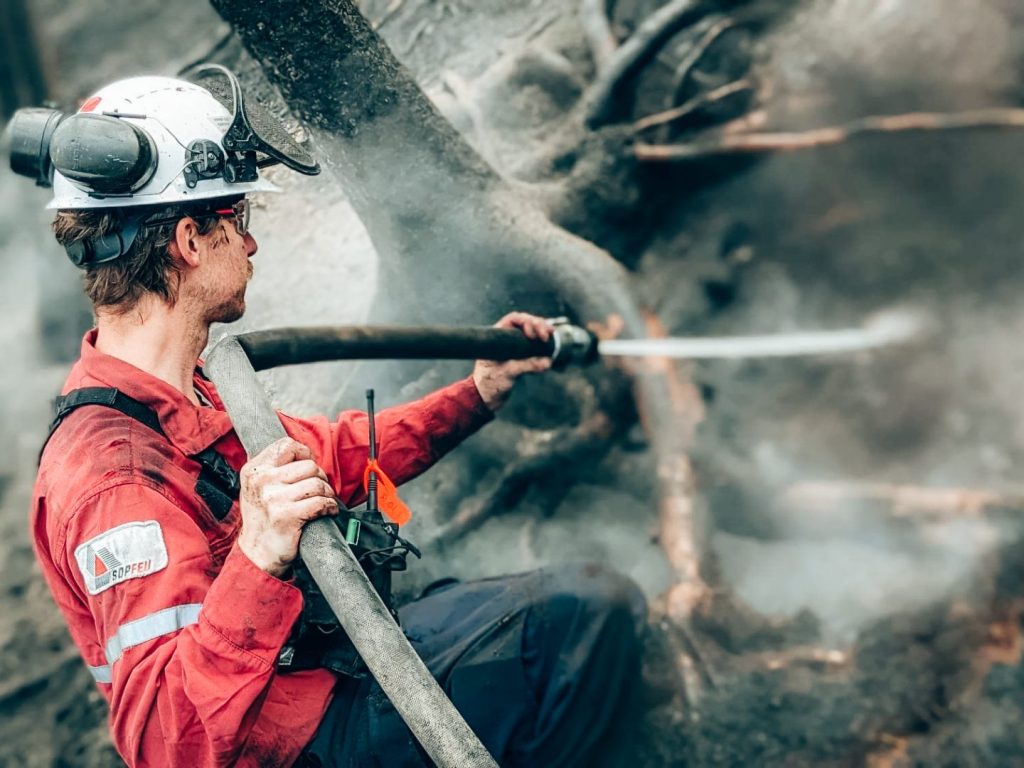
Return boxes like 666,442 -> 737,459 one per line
54,480 -> 303,768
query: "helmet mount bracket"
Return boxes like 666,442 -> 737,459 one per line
222,153 -> 258,184
192,64 -> 321,176
184,140 -> 227,189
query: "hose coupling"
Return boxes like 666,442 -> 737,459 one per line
547,317 -> 599,369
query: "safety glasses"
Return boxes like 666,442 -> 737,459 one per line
211,199 -> 251,236
143,198 -> 251,236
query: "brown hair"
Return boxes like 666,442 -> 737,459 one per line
52,208 -> 219,315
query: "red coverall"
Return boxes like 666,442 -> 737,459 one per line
31,330 -> 493,767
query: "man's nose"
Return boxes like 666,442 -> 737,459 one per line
244,231 -> 258,257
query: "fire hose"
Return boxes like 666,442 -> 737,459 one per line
205,313 -> 921,766
231,319 -> 598,371
204,322 -> 597,768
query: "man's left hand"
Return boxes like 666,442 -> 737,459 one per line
473,312 -> 553,411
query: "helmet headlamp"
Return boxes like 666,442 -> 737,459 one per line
6,107 -> 65,187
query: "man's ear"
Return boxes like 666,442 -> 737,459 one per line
169,217 -> 203,268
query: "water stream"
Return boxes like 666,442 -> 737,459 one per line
598,309 -> 924,360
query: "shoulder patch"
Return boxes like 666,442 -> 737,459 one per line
74,521 -> 169,595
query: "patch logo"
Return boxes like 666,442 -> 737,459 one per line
74,521 -> 168,595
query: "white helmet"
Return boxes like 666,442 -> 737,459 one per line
7,65 -> 319,210
4,66 -> 319,265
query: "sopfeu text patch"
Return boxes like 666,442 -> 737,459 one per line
74,521 -> 169,595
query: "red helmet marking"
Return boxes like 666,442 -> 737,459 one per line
80,96 -> 102,113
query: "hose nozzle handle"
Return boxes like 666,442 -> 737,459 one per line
547,318 -> 599,369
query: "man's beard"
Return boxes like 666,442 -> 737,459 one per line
204,289 -> 246,324
201,265 -> 251,325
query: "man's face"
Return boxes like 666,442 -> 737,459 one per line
193,210 -> 258,325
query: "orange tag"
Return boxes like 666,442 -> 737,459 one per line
362,459 -> 412,526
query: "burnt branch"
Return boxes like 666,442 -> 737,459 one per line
633,78 -> 753,133
635,108 -> 1024,161
666,14 -> 739,107
425,411 -> 616,547
582,0 -> 708,128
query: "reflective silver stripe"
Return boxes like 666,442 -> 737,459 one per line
105,603 -> 202,665
87,663 -> 112,684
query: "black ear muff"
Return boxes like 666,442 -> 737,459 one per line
50,114 -> 159,197
65,217 -> 143,268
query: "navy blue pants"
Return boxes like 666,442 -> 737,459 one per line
299,562 -> 646,767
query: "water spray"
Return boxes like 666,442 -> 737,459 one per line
233,310 -> 924,372
597,310 -> 922,360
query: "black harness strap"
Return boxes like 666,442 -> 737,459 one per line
42,387 -> 240,521
192,446 -> 240,521
51,386 -> 166,438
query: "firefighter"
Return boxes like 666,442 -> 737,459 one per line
18,69 -> 645,767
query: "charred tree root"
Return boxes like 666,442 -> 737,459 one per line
665,15 -> 740,107
634,108 -> 1024,161
631,313 -> 709,623
424,411 -> 615,547
657,13 -> 761,142
783,480 -> 1024,520
776,480 -> 1024,542
633,79 -> 754,134
583,0 -> 708,128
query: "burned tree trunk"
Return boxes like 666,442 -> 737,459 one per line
208,0 -> 710,631
210,0 -> 627,327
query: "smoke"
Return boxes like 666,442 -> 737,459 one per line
674,0 -> 1024,642
715,523 -> 994,645
768,0 -> 1015,121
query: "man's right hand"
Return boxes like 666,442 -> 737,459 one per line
237,437 -> 339,578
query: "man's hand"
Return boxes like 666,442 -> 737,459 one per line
473,312 -> 553,411
237,437 -> 338,578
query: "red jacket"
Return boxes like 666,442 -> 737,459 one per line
31,330 -> 493,767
